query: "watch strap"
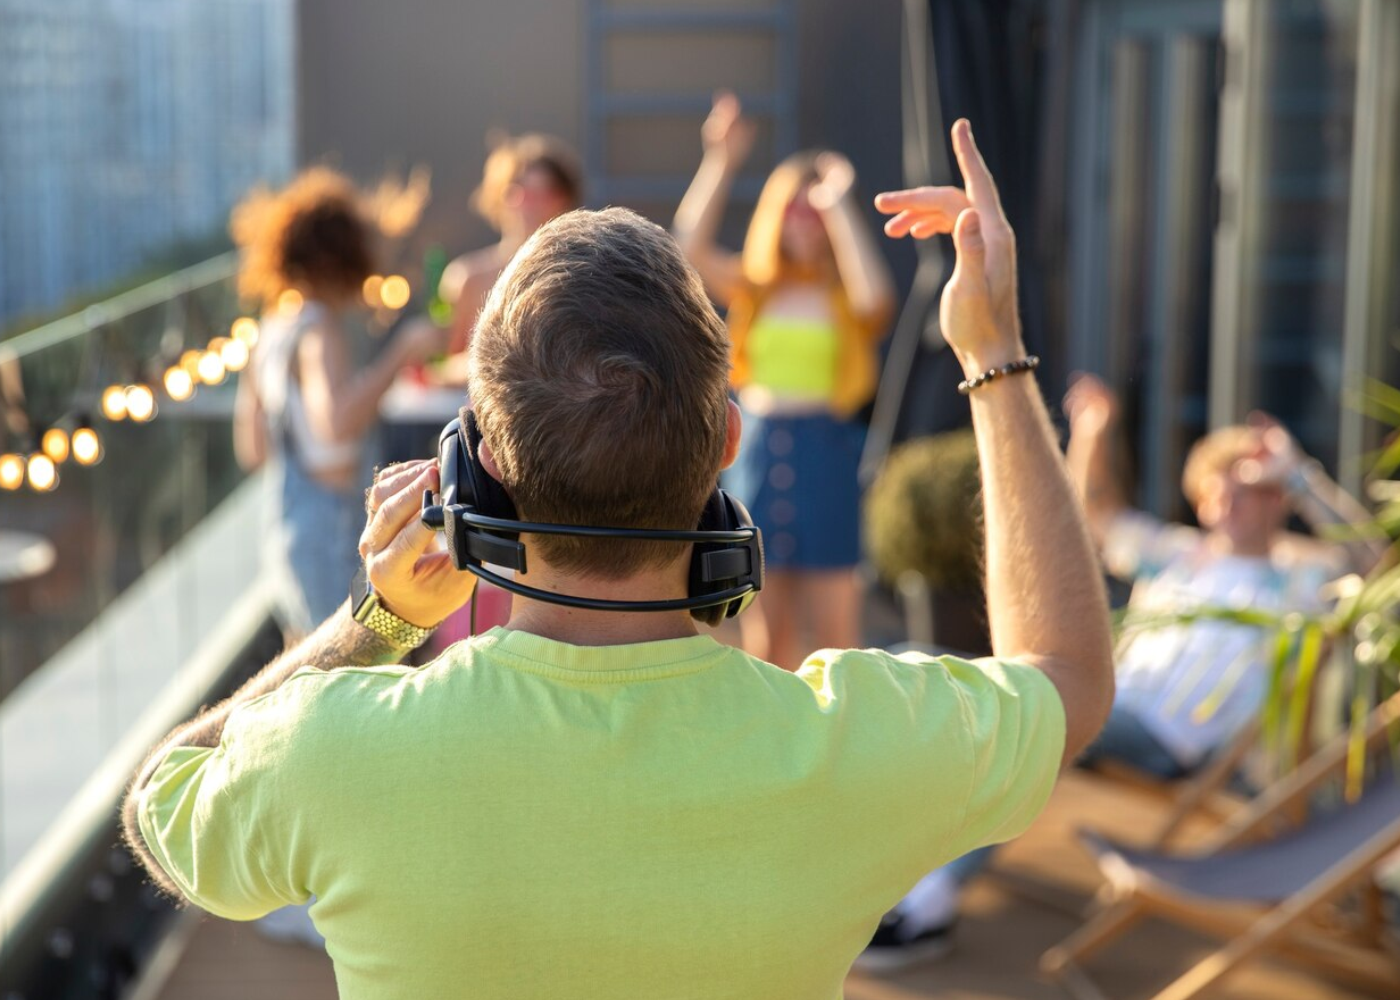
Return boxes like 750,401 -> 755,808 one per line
352,587 -> 434,650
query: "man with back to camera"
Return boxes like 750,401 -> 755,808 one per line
122,121 -> 1114,999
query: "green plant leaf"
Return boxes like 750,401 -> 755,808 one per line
1284,623 -> 1325,769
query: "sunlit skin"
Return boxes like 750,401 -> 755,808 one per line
437,159 -> 578,376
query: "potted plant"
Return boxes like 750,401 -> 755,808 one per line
863,429 -> 987,654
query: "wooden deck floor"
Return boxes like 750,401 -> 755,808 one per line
151,770 -> 1394,1000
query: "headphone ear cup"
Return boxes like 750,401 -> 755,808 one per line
688,489 -> 763,625
459,406 -> 518,523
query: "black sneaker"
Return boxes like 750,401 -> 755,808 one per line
851,910 -> 957,972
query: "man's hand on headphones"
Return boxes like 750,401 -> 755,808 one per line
360,459 -> 477,629
874,119 -> 1025,375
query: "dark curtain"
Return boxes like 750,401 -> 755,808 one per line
863,0 -> 1066,477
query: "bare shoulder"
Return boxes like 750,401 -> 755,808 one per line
441,244 -> 510,302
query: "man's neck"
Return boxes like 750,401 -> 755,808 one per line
504,560 -> 700,646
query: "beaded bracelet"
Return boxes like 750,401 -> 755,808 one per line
957,355 -> 1041,395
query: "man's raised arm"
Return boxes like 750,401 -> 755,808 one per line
876,121 -> 1114,766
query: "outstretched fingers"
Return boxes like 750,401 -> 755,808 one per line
873,186 -> 970,238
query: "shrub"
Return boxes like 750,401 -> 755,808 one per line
863,429 -> 983,593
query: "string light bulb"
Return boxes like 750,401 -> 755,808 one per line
125,384 -> 157,422
196,351 -> 226,385
179,349 -> 203,375
42,427 -> 70,464
277,288 -> 304,314
27,453 -> 58,492
230,316 -> 260,345
71,425 -> 102,466
362,275 -> 384,307
0,453 -> 24,490
164,365 -> 195,401
379,275 -> 411,311
101,385 -> 128,421
220,337 -> 250,372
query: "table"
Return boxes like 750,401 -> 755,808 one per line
379,377 -> 466,464
0,530 -> 56,584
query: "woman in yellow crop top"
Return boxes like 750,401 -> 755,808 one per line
674,92 -> 895,669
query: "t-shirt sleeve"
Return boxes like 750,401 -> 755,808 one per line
1101,510 -> 1198,581
812,650 -> 1066,877
935,656 -> 1067,855
136,678 -> 320,921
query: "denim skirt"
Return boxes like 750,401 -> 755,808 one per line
723,408 -> 864,571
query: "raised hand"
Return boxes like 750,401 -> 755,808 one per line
701,90 -> 756,168
360,459 -> 476,628
1246,411 -> 1306,481
395,316 -> 449,366
1063,373 -> 1119,438
874,120 -> 1020,373
808,152 -> 855,211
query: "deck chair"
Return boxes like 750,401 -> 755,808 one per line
1085,716 -> 1261,851
1041,691 -> 1400,1000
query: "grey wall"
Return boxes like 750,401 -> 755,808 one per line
296,0 -> 914,294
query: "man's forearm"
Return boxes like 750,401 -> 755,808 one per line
121,602 -> 411,888
971,372 -> 1116,763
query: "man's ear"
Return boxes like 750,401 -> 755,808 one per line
720,399 -> 743,470
478,438 -> 504,483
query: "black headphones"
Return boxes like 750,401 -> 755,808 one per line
419,410 -> 763,626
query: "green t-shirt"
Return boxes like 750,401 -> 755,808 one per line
138,629 -> 1064,1000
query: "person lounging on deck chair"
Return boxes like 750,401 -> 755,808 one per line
1041,691 -> 1400,1000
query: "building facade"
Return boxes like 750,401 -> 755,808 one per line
0,0 -> 295,328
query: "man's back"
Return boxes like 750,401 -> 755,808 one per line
138,629 -> 1062,999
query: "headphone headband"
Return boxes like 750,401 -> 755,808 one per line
419,415 -> 763,623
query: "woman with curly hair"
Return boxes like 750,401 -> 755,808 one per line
674,93 -> 895,669
233,167 -> 441,640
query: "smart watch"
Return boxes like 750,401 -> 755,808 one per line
350,567 -> 435,650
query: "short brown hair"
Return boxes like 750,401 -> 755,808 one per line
469,208 -> 731,578
472,133 -> 583,231
1182,425 -> 1262,505
231,167 -> 376,309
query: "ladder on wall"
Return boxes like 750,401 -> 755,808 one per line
583,0 -> 798,220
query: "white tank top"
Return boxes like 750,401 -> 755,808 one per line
253,302 -> 363,472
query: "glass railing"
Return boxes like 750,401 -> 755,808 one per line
0,255 -> 278,979
0,253 -> 247,700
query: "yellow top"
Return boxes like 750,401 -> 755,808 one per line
745,315 -> 842,400
727,285 -> 891,417
138,629 -> 1064,1000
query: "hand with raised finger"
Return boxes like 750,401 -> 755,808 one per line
939,120 -> 1022,372
874,121 -> 1023,372
359,459 -> 476,628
